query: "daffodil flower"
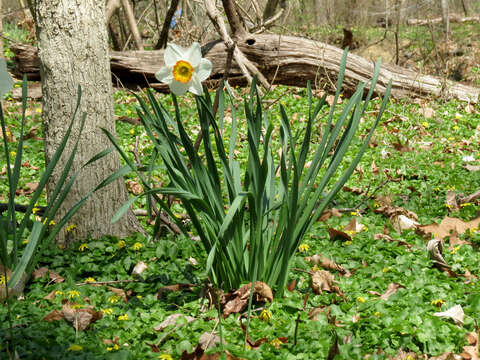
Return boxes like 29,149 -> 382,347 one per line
155,42 -> 212,96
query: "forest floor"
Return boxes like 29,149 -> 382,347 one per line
1,21 -> 480,360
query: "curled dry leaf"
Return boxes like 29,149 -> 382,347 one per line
446,191 -> 459,212
43,309 -> 64,322
461,331 -> 479,360
58,301 -> 103,331
221,281 -> 273,317
153,313 -> 195,331
344,218 -> 365,233
108,286 -> 128,303
433,304 -> 465,326
427,239 -> 450,268
373,233 -> 411,248
308,306 -> 326,321
311,270 -> 345,299
391,214 -> 419,233
132,261 -> 147,277
127,180 -> 143,195
198,331 -> 223,351
328,227 -> 352,242
305,254 -> 349,276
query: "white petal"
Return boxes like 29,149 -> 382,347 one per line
189,76 -> 204,96
184,42 -> 202,67
164,43 -> 186,66
169,80 -> 191,96
195,58 -> 212,82
155,66 -> 174,83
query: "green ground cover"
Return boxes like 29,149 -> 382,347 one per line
1,81 -> 479,359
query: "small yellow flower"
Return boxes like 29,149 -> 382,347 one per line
344,230 -> 356,236
460,202 -> 472,207
22,239 -> 29,245
101,308 -> 113,315
9,151 -> 16,158
56,290 -> 64,296
68,344 -> 83,351
350,211 -> 358,216
0,275 -> 9,285
374,311 -> 381,317
270,338 -> 284,348
117,240 -> 126,249
67,290 -> 80,299
158,354 -> 174,360
259,309 -> 272,322
431,299 -> 445,306
109,295 -> 120,303
132,242 -> 143,251
136,295 -> 143,299
453,125 -> 459,131
450,246 -> 460,255
35,108 -> 42,113
373,201 -> 380,208
78,243 -> 88,251
455,113 -> 462,119
382,266 -> 392,273
406,356 -> 415,360
421,121 -> 429,128
445,203 -> 452,208
66,224 -> 77,232
344,240 -> 353,246
117,314 -> 129,321
129,128 -> 135,135
107,344 -> 119,351
32,207 -> 40,214
84,277 -> 96,283
447,186 -> 456,191
71,303 -> 83,309
448,136 -> 455,141
298,244 -> 310,253
357,296 -> 366,303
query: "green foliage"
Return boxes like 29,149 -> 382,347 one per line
107,49 -> 392,295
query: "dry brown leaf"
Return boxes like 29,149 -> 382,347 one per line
427,239 -> 450,268
448,229 -> 471,250
419,216 -> 480,240
221,281 -> 273,317
61,301 -> 102,331
32,267 -> 49,279
308,306 -> 326,321
127,180 -> 143,195
465,163 -> 480,172
328,227 -> 352,242
132,261 -> 147,277
392,138 -> 412,152
380,282 -> 405,301
433,304 -> 465,326
373,233 -> 412,248
153,313 -> 195,331
419,106 -> 436,118
43,309 -> 64,322
391,214 -> 419,233
49,270 -> 64,283
371,160 -> 379,175
44,290 -> 57,301
198,332 -> 223,351
157,283 -> 196,298
461,331 -> 479,360
344,218 -> 365,233
305,254 -> 349,275
311,270 -> 346,300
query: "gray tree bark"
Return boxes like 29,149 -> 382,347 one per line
34,0 -> 141,245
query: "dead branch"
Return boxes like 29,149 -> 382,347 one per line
407,14 -> 480,26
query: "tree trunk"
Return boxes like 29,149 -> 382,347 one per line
34,0 -> 140,245
441,0 -> 450,40
11,34 -> 480,103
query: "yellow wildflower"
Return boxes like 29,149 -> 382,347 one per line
35,108 -> 42,113
68,344 -> 83,351
107,344 -> 119,351
158,355 -> 174,360
453,125 -> 459,131
344,240 -> 353,246
71,304 -> 83,309
117,240 -> 126,249
259,309 -> 272,322
357,296 -> 366,303
431,299 -> 445,306
78,243 -> 88,251
374,312 -> 381,317
84,277 -> 96,283
373,201 -> 380,208
448,136 -> 455,141
421,121 -> 429,128
0,275 -> 9,285
451,246 -> 460,255
350,211 -> 358,216
117,314 -> 129,321
132,242 -> 143,251
344,230 -> 356,236
10,151 -> 16,158
460,202 -> 472,207
32,207 -> 40,214
406,356 -> 415,360
109,295 -> 120,303
129,128 -> 135,135
270,338 -> 284,348
298,244 -> 310,253
22,239 -> 29,245
136,295 -> 143,299
67,290 -> 80,299
101,308 -> 113,315
382,266 -> 392,273
66,224 -> 77,232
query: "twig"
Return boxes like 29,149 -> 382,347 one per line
458,190 -> 480,204
76,279 -> 140,286
155,0 -> 180,49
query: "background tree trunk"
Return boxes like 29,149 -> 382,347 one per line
34,0 -> 140,245
441,0 -> 451,40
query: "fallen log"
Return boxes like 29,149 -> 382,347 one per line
11,34 -> 479,103
407,14 -> 480,26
